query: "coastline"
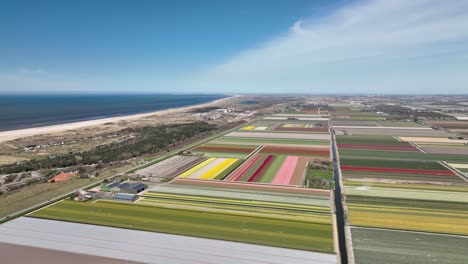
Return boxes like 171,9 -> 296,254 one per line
0,96 -> 235,143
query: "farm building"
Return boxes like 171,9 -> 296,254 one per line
94,191 -> 113,200
101,181 -> 147,194
100,181 -> 119,191
113,193 -> 138,202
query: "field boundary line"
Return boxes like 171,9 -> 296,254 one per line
440,161 -> 468,182
409,142 -> 427,154
351,226 -> 468,238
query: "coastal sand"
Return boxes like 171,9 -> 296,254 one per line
0,96 -> 233,143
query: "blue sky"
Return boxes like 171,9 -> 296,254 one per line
1,0 -> 467,94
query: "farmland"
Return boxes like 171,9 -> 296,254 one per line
190,144 -> 258,159
225,131 -> 330,140
352,227 -> 468,264
224,154 -> 315,186
29,195 -> 334,253
177,157 -> 239,180
164,116 -> 334,188
11,110 -> 338,262
135,155 -> 206,180
333,102 -> 468,263
212,136 -> 330,147
0,217 -> 336,264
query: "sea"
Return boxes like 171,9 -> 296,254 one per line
0,94 -> 226,132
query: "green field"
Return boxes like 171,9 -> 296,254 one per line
376,121 -> 428,127
213,137 -> 329,146
352,227 -> 468,264
152,183 -> 331,207
345,186 -> 468,203
340,158 -> 448,170
336,135 -> 410,146
347,196 -> 468,235
342,170 -> 466,184
190,151 -> 248,159
260,155 -> 287,183
142,192 -> 331,215
344,180 -> 468,192
29,199 -> 334,252
306,168 -> 335,189
338,148 -> 468,163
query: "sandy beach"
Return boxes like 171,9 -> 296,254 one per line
0,96 -> 235,143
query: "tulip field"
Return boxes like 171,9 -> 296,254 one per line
168,116 -> 334,189
190,143 -> 258,158
177,157 -> 240,180
334,103 -> 468,263
21,111 -> 338,261
224,154 -> 315,186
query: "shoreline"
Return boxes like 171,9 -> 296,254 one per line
0,96 -> 236,143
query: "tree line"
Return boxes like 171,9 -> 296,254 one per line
0,122 -> 216,174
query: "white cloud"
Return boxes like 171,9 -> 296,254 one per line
190,0 -> 468,94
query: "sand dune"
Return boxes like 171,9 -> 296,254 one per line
0,97 -> 232,143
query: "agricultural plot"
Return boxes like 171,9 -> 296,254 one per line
273,114 -> 329,118
352,227 -> 468,264
344,180 -> 468,192
342,170 -> 466,185
346,195 -> 468,235
1,217 -> 336,264
212,136 -> 330,148
337,143 -> 419,152
240,125 -> 269,131
274,123 -> 329,133
448,163 -> 468,173
225,131 -> 331,140
336,127 -> 447,136
225,154 -> 313,186
417,144 -> 468,155
141,192 -> 329,217
340,158 -> 449,170
264,116 -> 329,121
427,121 -> 468,129
345,185 -> 468,203
190,143 -> 258,159
171,178 -> 332,198
29,198 -> 334,253
332,120 -> 379,126
377,120 -> 428,127
259,146 -> 330,157
338,148 -> 468,163
339,147 -> 467,185
238,121 -> 278,131
135,155 -> 205,178
178,157 -> 239,180
333,104 -> 468,264
399,136 -> 468,144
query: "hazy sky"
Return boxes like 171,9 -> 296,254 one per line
1,0 -> 467,94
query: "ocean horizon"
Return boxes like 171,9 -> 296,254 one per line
0,94 -> 226,132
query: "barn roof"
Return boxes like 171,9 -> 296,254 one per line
106,182 -> 120,188
130,183 -> 147,190
113,193 -> 137,200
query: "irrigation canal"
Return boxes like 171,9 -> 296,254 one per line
331,128 -> 348,264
